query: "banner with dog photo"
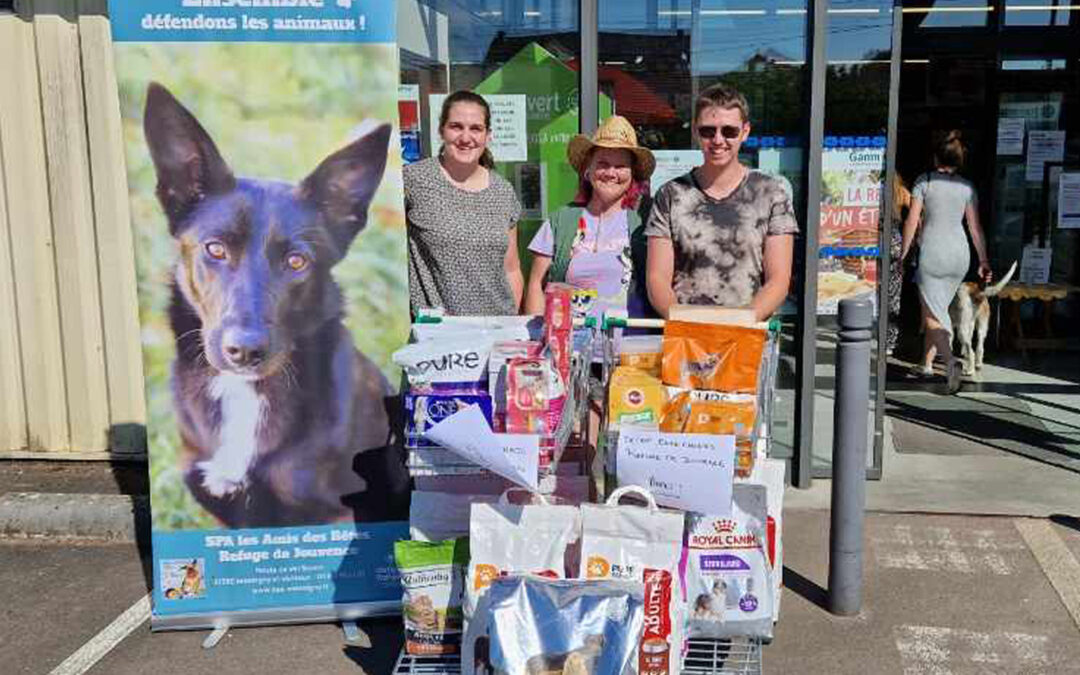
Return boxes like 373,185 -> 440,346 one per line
108,0 -> 411,629
818,138 -> 885,315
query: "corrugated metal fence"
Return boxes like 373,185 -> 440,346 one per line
0,0 -> 145,458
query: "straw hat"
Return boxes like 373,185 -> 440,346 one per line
567,116 -> 655,182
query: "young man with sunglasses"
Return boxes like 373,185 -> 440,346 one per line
645,83 -> 798,321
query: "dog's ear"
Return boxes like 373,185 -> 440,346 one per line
143,83 -> 235,232
298,123 -> 392,258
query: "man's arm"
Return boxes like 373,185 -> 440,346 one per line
750,233 -> 794,321
646,236 -> 677,319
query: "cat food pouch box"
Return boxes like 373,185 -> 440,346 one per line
661,321 -> 767,393
395,538 -> 470,656
489,340 -> 543,418
405,393 -> 494,448
506,357 -> 551,436
683,483 -> 773,640
579,486 -> 685,675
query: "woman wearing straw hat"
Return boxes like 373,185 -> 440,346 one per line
523,116 -> 655,320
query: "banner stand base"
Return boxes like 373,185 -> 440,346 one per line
152,601 -> 400,633
202,625 -> 229,650
342,621 -> 371,647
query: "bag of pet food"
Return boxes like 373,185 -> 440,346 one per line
659,390 -> 759,478
465,492 -> 581,625
607,366 -> 668,430
462,576 -> 646,675
393,337 -> 495,392
661,321 -> 767,393
618,335 -> 664,377
395,538 -> 470,656
683,483 -> 773,639
579,486 -> 685,675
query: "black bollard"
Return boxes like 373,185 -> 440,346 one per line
828,298 -> 873,616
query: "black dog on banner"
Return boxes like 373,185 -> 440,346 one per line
144,83 -> 408,528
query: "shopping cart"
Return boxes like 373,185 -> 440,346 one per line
404,315 -> 597,478
393,636 -> 763,674
592,314 -> 784,675
597,315 -> 782,497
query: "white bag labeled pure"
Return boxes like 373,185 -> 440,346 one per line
579,486 -> 685,675
465,493 -> 580,624
683,483 -> 773,639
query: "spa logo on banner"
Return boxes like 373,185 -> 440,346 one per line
107,0 -> 411,628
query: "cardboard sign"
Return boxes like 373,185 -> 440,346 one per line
425,405 -> 540,490
616,430 -> 735,515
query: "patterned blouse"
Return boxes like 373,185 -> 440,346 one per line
404,158 -> 522,316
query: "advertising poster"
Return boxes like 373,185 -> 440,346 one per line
818,138 -> 885,315
400,84 -> 422,164
108,0 -> 411,629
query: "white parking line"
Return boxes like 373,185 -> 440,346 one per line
1015,518 -> 1080,633
894,625 -> 1049,675
48,593 -> 150,675
871,524 -> 1024,575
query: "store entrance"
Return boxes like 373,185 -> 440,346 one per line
888,4 -> 1080,473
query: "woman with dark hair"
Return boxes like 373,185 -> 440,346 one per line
523,116 -> 655,320
404,90 -> 524,316
901,130 -> 991,393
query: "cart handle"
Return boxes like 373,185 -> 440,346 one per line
606,485 -> 659,512
416,314 -> 597,328
602,315 -> 783,333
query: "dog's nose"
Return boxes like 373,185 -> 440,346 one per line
222,329 -> 269,368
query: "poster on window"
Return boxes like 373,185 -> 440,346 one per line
818,139 -> 884,315
108,0 -> 411,630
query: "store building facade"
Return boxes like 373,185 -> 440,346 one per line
2,0 -> 1078,485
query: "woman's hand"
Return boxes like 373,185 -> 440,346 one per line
979,260 -> 993,284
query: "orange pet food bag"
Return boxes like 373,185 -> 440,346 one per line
683,399 -> 759,477
661,321 -> 767,393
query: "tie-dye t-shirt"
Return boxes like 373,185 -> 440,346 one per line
645,169 -> 799,307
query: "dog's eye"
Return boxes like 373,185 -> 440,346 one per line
286,252 -> 308,271
205,241 -> 227,260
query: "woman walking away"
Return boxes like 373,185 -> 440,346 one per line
523,115 -> 655,321
901,130 -> 991,394
405,91 -> 524,316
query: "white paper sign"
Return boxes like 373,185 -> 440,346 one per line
428,93 -> 528,162
1020,244 -> 1052,285
425,405 -> 539,490
650,150 -> 701,196
1026,130 -> 1065,183
1058,172 -> 1080,229
616,430 -> 735,515
996,118 -> 1025,155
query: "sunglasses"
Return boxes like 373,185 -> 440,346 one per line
697,124 -> 743,141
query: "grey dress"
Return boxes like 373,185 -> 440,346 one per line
912,171 -> 975,336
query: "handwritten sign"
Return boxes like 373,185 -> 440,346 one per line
616,430 -> 735,515
425,405 -> 539,490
